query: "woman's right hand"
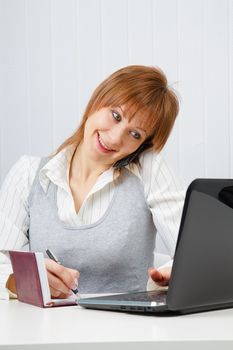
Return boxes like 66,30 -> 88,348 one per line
45,258 -> 80,299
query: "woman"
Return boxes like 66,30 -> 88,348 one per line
0,65 -> 184,299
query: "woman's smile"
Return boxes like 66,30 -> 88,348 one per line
96,132 -> 116,153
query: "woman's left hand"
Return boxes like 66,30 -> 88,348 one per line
148,267 -> 171,286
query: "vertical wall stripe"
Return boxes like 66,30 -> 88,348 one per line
178,0 -> 205,183
229,0 -> 233,176
154,0 -> 180,177
99,0 -> 104,79
204,0 -> 229,178
227,0 -> 231,178
101,0 -> 128,76
202,0 -> 206,178
151,0 -> 154,64
126,0 -> 130,63
24,0 -> 31,155
177,0 -> 181,177
0,1 -> 3,184
50,0 -> 54,150
74,0 -> 78,125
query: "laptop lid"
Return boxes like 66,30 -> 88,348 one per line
167,178 -> 233,312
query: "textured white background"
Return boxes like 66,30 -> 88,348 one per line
0,0 -> 232,187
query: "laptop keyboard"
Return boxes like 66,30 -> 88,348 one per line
98,290 -> 167,303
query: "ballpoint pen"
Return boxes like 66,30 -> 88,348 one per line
46,248 -> 79,295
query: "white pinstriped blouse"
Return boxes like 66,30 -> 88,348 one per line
0,146 -> 185,299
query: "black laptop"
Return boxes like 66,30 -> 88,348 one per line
79,179 -> 233,315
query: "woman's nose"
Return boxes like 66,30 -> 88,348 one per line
109,125 -> 125,147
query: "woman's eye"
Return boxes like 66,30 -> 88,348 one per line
131,131 -> 141,140
112,111 -> 121,122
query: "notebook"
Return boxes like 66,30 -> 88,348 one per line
79,178 -> 233,315
9,251 -> 78,308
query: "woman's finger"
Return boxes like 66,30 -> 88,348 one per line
47,270 -> 72,296
148,267 -> 171,286
49,285 -> 72,299
45,258 -> 79,290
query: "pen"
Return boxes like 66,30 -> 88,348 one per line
46,249 -> 79,295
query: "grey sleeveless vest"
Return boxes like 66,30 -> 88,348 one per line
28,158 -> 157,293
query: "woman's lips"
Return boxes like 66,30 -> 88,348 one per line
96,132 -> 115,153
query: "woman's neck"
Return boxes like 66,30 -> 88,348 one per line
70,143 -> 110,184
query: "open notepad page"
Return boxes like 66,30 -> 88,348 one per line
35,252 -> 77,306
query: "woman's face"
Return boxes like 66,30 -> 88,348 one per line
82,107 -> 148,167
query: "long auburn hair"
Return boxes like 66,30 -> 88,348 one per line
56,65 -> 179,166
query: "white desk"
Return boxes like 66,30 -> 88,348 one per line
1,299 -> 233,350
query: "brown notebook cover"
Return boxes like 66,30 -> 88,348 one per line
9,251 -> 77,308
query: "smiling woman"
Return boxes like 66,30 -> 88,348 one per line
57,65 -> 179,166
0,65 -> 185,300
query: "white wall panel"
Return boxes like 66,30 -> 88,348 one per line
178,0 -> 205,185
26,0 -> 53,156
75,0 -> 102,121
128,0 -> 153,64
0,0 -> 29,182
50,0 -> 78,149
101,0 -> 128,76
229,0 -> 233,177
0,0 -> 232,187
0,1 -> 4,183
204,0 -> 230,177
153,0 -> 180,176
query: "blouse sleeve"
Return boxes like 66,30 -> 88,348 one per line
137,151 -> 186,292
0,155 -> 40,299
139,151 -> 186,260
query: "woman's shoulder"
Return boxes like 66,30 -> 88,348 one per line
16,154 -> 42,167
12,154 -> 41,175
139,149 -> 162,163
133,149 -> 180,185
138,149 -> 164,175
1,155 -> 42,193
